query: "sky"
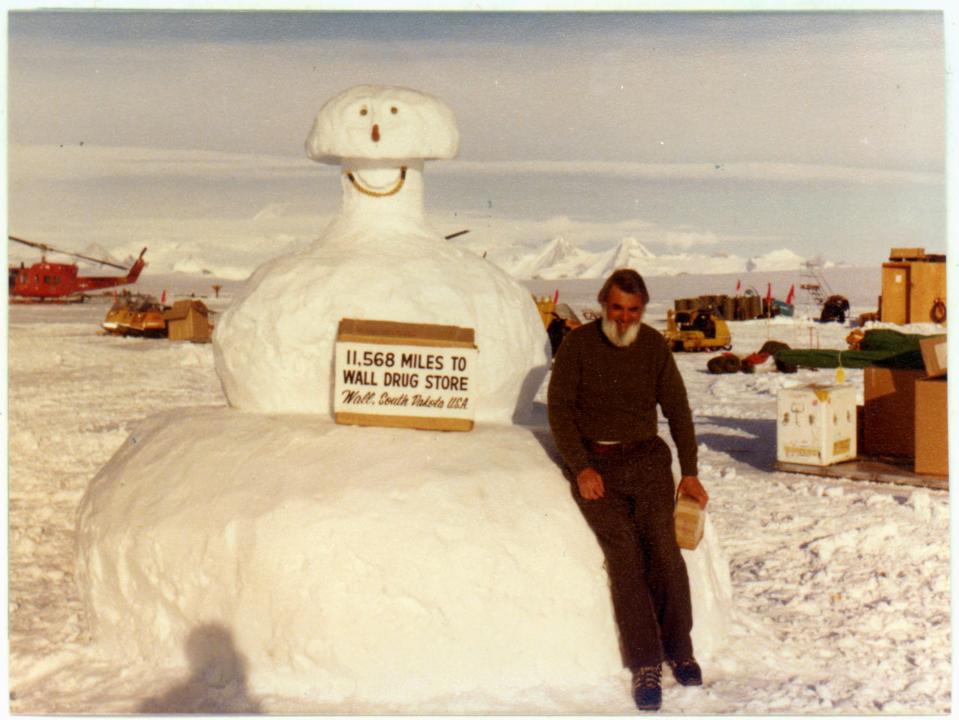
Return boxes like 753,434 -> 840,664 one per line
5,7 -> 951,269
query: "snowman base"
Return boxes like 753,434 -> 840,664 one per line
76,406 -> 732,712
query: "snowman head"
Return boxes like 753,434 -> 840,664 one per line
306,84 -> 459,165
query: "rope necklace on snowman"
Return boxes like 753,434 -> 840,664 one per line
346,167 -> 407,197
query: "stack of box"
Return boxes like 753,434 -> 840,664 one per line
776,334 -> 948,478
862,334 -> 947,477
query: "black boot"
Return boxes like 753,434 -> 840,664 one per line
668,658 -> 703,686
631,665 -> 662,711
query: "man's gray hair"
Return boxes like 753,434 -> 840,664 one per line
597,268 -> 650,305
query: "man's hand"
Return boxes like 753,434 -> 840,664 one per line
576,467 -> 605,500
678,475 -> 708,508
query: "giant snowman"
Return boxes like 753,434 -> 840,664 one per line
76,85 -> 733,713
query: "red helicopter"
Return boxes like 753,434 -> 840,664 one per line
8,235 -> 147,303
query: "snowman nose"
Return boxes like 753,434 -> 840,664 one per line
371,124 -> 380,142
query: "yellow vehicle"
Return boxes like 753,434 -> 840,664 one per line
102,294 -> 168,337
664,308 -> 732,352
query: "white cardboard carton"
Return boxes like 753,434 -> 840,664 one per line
776,384 -> 857,466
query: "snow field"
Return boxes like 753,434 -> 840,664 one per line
7,293 -> 951,713
7,305 -> 226,708
675,319 -> 950,714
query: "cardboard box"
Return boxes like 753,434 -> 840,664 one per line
674,495 -> 705,550
777,384 -> 857,466
863,367 -> 926,457
919,334 -> 947,378
915,377 -> 948,476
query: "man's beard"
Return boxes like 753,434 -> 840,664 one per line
601,315 -> 641,347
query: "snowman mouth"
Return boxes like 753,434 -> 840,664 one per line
346,167 -> 407,197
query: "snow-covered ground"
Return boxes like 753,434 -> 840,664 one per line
7,272 -> 950,713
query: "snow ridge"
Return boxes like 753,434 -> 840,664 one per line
479,239 -> 819,279
579,237 -> 656,279
511,236 -> 590,279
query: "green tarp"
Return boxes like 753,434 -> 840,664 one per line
772,329 -> 940,370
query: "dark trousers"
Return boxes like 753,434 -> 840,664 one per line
571,436 -> 693,669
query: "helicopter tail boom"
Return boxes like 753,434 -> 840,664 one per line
126,248 -> 148,284
67,248 -> 148,294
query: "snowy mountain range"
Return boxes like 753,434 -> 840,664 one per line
8,227 -> 825,286
482,236 -> 820,280
507,237 -> 588,279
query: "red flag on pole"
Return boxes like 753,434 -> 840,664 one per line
553,289 -> 559,305
736,279 -> 741,293
161,289 -> 167,304
785,284 -> 795,305
766,283 -> 772,304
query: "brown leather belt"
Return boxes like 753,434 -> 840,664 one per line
588,438 -> 656,456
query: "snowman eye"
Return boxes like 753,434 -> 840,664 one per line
391,106 -> 398,114
359,107 -> 368,116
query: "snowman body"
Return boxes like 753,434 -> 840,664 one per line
214,87 -> 549,423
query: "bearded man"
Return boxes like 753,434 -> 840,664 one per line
547,268 -> 708,712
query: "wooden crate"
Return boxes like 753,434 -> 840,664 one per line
880,257 -> 946,324
908,260 -> 946,324
889,247 -> 926,260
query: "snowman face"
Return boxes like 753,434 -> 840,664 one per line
348,97 -> 403,148
306,85 -> 459,165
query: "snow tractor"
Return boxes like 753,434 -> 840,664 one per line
819,294 -> 850,323
102,293 -> 168,337
664,308 -> 732,352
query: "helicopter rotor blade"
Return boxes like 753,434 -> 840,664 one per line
8,235 -> 128,270
61,250 -> 128,271
444,229 -> 470,240
8,235 -> 52,253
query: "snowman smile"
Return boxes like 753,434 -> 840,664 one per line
346,167 -> 407,197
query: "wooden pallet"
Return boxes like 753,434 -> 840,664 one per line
774,457 -> 947,491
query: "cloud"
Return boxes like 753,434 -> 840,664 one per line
8,11 -> 944,173
8,144 -> 316,183
435,160 -> 943,186
9,139 -> 945,271
10,144 -> 943,188
657,229 -> 721,250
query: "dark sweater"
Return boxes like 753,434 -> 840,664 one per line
547,319 -> 698,477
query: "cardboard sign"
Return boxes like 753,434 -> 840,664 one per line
334,318 -> 477,432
